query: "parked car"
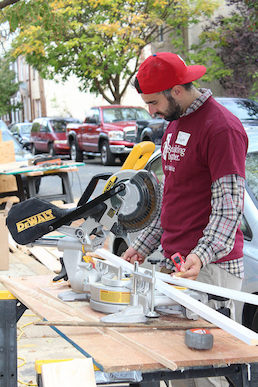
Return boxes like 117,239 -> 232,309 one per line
136,117 -> 168,146
135,97 -> 258,148
215,97 -> 258,153
215,97 -> 258,129
1,122 -> 33,162
30,117 -> 81,156
111,144 -> 258,331
9,122 -> 32,150
66,105 -> 152,165
0,123 -> 41,194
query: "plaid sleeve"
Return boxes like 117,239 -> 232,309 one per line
191,174 -> 245,267
132,181 -> 163,257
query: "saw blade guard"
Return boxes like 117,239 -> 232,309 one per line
108,169 -> 161,233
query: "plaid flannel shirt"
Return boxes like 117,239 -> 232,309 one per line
132,89 -> 244,278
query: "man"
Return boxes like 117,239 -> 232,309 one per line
123,52 -> 248,386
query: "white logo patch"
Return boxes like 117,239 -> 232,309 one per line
175,131 -> 190,146
162,133 -> 172,160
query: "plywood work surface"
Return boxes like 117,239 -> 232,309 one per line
1,274 -> 258,372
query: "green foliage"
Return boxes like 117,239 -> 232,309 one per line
191,0 -> 258,98
1,0 -> 219,104
0,56 -> 21,116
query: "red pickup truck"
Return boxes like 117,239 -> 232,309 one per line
66,105 -> 152,165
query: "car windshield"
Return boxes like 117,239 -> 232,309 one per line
50,120 -> 71,133
246,152 -> 258,202
217,99 -> 258,121
20,124 -> 32,135
103,107 -> 152,123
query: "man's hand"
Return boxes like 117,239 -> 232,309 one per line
122,247 -> 145,265
176,253 -> 202,280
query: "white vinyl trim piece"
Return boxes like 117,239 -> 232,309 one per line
156,272 -> 258,306
96,248 -> 258,306
96,248 -> 258,346
156,278 -> 258,346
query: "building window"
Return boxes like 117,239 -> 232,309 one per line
34,99 -> 41,118
26,64 -> 29,81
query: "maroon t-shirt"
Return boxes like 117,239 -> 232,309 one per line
161,96 -> 248,263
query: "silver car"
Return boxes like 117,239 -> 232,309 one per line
111,145 -> 258,331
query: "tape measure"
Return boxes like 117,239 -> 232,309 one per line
170,252 -> 185,271
185,328 -> 214,350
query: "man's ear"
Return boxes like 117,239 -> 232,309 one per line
171,85 -> 184,97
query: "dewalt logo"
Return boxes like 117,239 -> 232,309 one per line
16,209 -> 56,232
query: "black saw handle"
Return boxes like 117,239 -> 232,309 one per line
77,172 -> 113,207
6,182 -> 125,245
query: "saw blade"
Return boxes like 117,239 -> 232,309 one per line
117,170 -> 161,233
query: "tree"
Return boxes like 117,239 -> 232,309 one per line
191,0 -> 258,98
0,0 -> 20,10
1,0 -> 219,104
0,57 -> 21,117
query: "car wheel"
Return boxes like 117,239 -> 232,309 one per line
100,141 -> 115,166
31,144 -> 38,155
142,136 -> 151,142
119,154 -> 127,164
48,143 -> 56,156
70,140 -> 83,162
116,240 -> 129,257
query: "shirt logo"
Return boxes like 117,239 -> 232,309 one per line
162,133 -> 172,160
175,131 -> 190,146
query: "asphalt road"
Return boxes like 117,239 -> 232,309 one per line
38,156 -> 121,203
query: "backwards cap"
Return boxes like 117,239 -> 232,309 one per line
136,52 -> 206,94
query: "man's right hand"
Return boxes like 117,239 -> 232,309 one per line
122,247 -> 145,264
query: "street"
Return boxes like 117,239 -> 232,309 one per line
38,156 -> 121,203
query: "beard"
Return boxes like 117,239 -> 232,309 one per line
161,95 -> 182,121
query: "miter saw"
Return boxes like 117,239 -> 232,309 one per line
6,142 -> 205,322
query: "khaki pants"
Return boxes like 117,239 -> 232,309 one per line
170,264 -> 242,387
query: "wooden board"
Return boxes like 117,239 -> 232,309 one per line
0,140 -> 17,194
0,140 -> 15,164
29,246 -> 62,273
41,358 -> 96,387
0,174 -> 17,193
1,275 -> 258,373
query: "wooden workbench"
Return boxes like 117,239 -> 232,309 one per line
1,273 -> 258,386
0,160 -> 85,203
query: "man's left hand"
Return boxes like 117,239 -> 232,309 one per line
177,253 -> 202,280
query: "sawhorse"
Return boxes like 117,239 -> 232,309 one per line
0,290 -> 27,387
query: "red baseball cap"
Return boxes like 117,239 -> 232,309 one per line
136,52 -> 206,94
